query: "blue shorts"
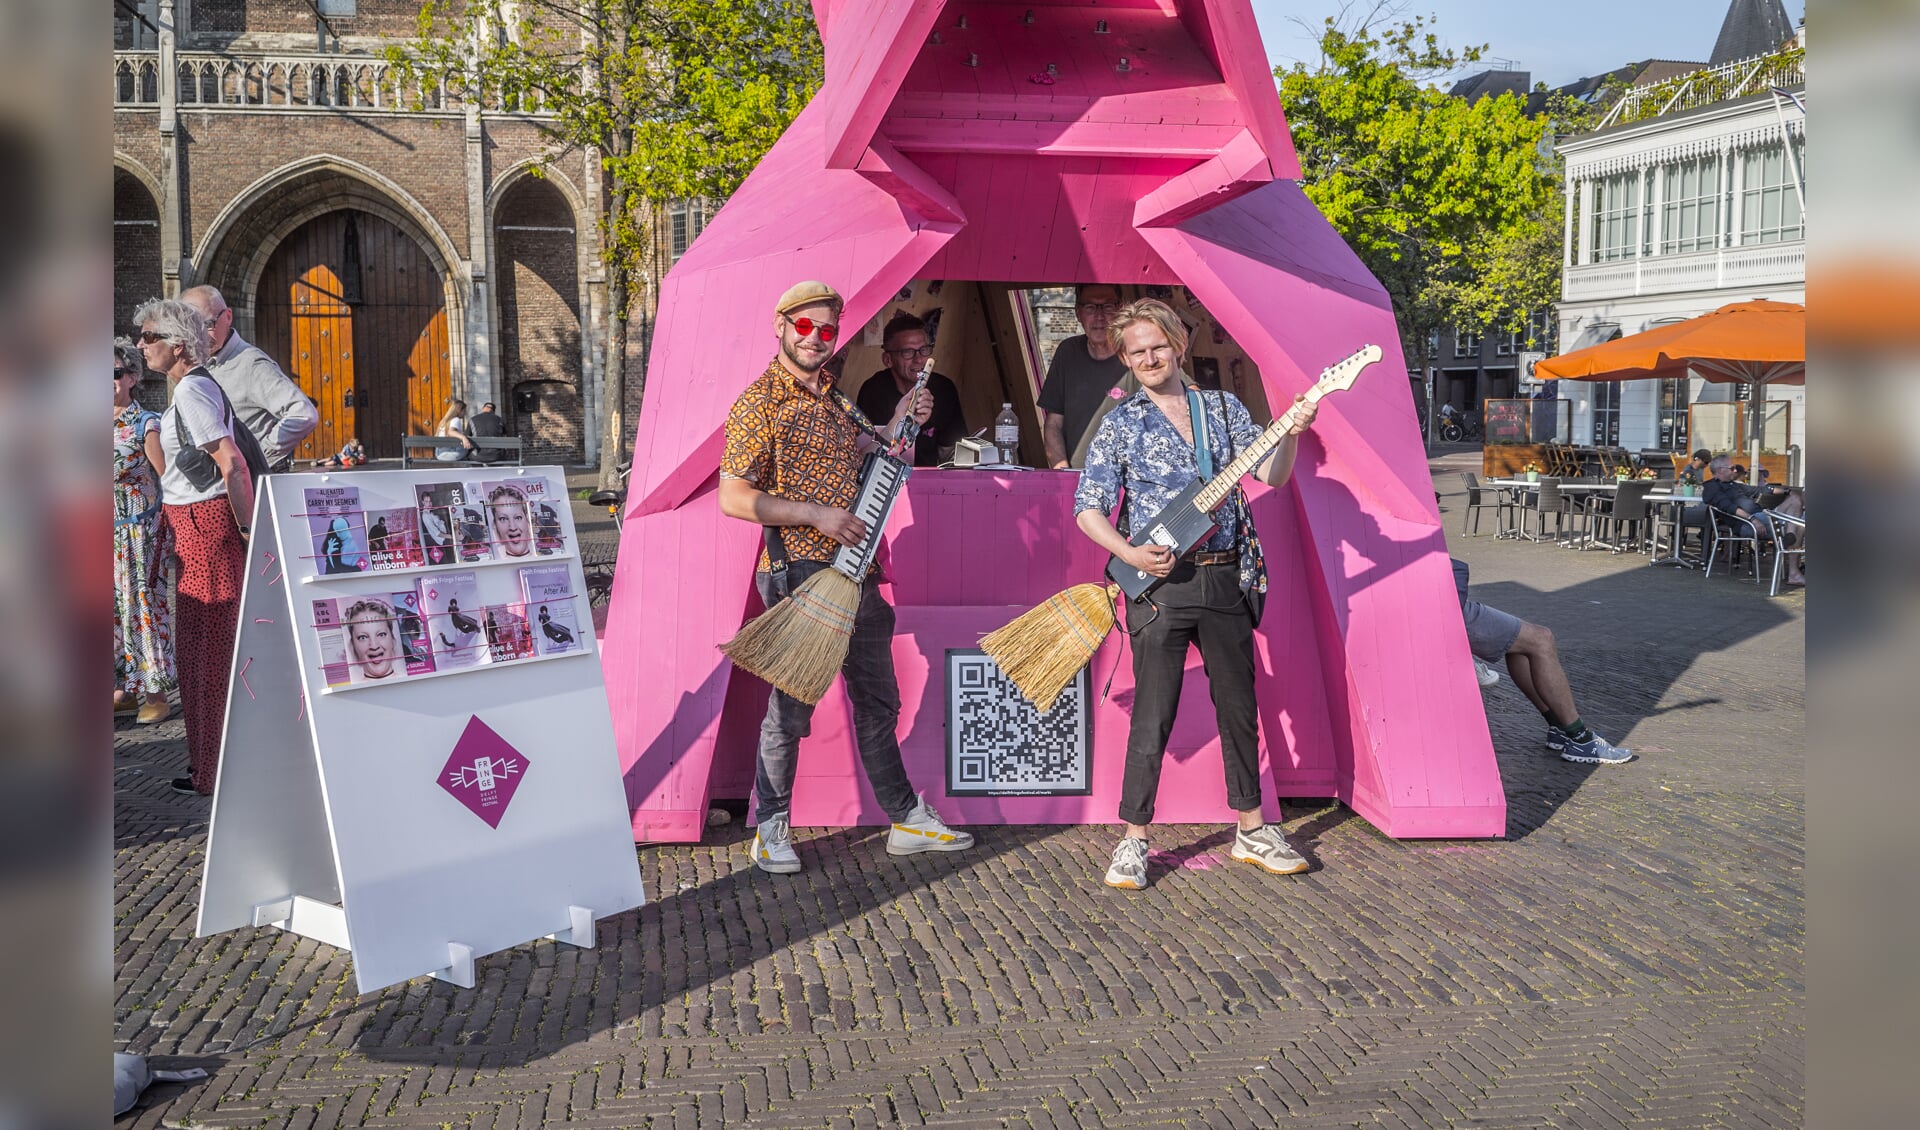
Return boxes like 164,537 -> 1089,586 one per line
1462,599 -> 1522,662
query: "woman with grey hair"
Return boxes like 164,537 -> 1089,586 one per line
113,336 -> 176,723
136,296 -> 254,795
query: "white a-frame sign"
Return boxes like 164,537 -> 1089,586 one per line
196,467 -> 645,994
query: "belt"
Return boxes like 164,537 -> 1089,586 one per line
1189,550 -> 1239,566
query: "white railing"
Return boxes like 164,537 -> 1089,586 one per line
1598,49 -> 1805,130
113,51 -> 551,114
1563,241 -> 1804,301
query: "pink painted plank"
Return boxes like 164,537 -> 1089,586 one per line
1196,0 -> 1300,176
880,116 -> 1240,159
856,139 -> 967,224
822,0 -> 950,170
1131,127 -> 1272,228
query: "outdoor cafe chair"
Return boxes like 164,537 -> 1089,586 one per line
1458,471 -> 1512,537
1767,512 -> 1807,597
1705,509 -> 1775,586
1516,478 -> 1568,544
1587,479 -> 1655,554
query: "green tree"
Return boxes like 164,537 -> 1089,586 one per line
1276,13 -> 1569,364
388,1 -> 822,487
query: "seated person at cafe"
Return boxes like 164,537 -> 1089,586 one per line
855,313 -> 966,467
1683,448 -> 1712,481
1703,454 -> 1806,585
1037,283 -> 1129,469
1453,559 -> 1633,765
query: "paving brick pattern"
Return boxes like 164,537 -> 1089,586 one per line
115,453 -> 1803,1126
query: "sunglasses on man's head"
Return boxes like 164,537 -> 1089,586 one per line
786,316 -> 837,343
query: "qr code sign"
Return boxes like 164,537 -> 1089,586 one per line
945,650 -> 1091,797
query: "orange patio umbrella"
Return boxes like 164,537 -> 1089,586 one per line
1536,299 -> 1804,474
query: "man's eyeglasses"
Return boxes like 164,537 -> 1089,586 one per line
1077,302 -> 1121,316
887,345 -> 934,358
137,330 -> 169,344
786,316 -> 838,343
115,368 -> 139,380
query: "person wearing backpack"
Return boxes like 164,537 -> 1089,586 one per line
135,297 -> 257,797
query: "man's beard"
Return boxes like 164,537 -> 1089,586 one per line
782,338 -> 828,373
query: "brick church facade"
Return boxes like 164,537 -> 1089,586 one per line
113,0 -> 640,466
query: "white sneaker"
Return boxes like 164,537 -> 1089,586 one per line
1473,657 -> 1501,688
1229,824 -> 1310,876
750,814 -> 801,874
886,793 -> 974,855
1104,835 -> 1149,890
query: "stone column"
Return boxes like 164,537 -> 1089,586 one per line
462,103 -> 493,407
157,0 -> 183,295
1562,173 -> 1576,269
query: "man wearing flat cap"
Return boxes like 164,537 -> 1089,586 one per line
718,281 -> 975,875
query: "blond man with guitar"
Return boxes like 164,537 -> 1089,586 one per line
1074,299 -> 1374,890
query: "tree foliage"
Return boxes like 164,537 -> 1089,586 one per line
387,0 -> 822,484
1276,12 -> 1572,354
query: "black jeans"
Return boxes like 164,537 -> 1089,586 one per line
751,562 -> 918,824
1118,562 -> 1263,826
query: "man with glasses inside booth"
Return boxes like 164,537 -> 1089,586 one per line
182,285 -> 318,474
855,312 -> 966,467
1038,283 -> 1130,469
718,281 -> 974,875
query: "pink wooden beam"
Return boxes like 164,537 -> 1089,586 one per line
1193,0 -> 1299,175
1131,127 -> 1272,228
823,0 -> 950,170
856,138 -> 967,225
882,115 -> 1242,159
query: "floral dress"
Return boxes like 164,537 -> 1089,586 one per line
115,403 -> 177,696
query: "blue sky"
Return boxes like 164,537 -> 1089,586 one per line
1250,1 -> 1807,89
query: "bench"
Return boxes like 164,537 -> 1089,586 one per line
401,435 -> 525,469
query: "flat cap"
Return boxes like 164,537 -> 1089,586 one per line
775,280 -> 844,316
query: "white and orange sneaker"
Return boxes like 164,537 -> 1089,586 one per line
885,794 -> 974,855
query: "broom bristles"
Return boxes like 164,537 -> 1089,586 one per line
979,583 -> 1119,713
720,569 -> 861,704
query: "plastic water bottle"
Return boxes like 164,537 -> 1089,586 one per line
994,403 -> 1019,465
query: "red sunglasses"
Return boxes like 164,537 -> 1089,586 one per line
786,315 -> 838,343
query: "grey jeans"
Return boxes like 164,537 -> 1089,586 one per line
752,562 -> 918,824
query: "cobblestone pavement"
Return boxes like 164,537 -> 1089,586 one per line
115,453 -> 1802,1127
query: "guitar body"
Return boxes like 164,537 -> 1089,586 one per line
1095,343 -> 1385,605
1104,479 -> 1220,602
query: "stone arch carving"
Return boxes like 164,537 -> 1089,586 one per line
192,155 -> 464,347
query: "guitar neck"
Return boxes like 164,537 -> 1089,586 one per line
1191,390 -> 1321,512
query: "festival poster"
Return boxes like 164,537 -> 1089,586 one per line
315,593 -> 419,686
365,506 -> 425,571
414,481 -> 465,567
304,486 -> 368,575
389,587 -> 436,677
519,564 -> 582,657
311,598 -> 352,688
419,571 -> 488,670
480,479 -> 540,562
484,602 -> 535,664
454,492 -> 496,564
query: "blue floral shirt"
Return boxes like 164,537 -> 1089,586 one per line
1075,386 -> 1272,593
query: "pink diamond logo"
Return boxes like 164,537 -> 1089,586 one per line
438,716 -> 528,828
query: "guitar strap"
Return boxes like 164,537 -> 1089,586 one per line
1185,386 -> 1214,480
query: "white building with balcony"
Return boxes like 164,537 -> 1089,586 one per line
1554,4 -> 1805,467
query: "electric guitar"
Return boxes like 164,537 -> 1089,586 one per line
1105,345 -> 1383,602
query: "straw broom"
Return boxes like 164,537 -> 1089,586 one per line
720,568 -> 861,704
979,583 -> 1120,713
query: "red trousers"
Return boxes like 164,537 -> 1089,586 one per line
163,498 -> 247,794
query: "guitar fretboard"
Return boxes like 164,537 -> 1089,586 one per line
1191,390 -> 1324,513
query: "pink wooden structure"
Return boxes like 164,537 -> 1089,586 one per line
600,0 -> 1505,842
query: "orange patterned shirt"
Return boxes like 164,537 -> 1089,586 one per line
721,359 -> 868,570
